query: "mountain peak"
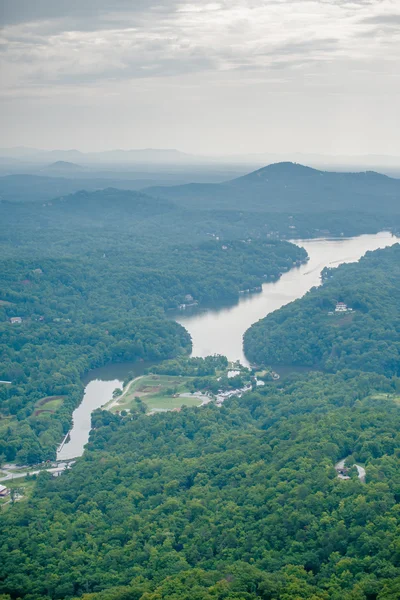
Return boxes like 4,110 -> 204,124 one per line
44,161 -> 84,171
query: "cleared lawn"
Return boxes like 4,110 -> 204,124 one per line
370,393 -> 400,405
0,477 -> 36,509
111,374 -> 203,414
146,395 -> 202,412
33,395 -> 64,416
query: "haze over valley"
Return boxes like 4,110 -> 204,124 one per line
1,2 -> 400,599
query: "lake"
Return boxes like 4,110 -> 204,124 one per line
57,231 -> 398,460
175,232 -> 398,365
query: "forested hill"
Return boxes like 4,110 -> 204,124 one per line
1,239 -> 400,598
244,243 -> 400,376
146,162 -> 400,236
1,369 -> 400,599
147,162 -> 400,214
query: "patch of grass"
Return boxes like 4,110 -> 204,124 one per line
369,393 -> 400,407
111,374 -> 202,414
332,313 -> 355,327
34,395 -> 64,416
145,395 -> 202,412
0,477 -> 37,509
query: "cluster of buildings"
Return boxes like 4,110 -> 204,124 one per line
335,302 -> 353,313
178,294 -> 199,310
328,302 -> 354,316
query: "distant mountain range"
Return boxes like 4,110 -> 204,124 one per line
40,161 -> 86,174
0,147 -> 203,165
1,162 -> 399,241
2,162 -> 400,216
0,147 -> 399,173
146,161 -> 400,215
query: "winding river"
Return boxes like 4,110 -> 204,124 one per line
57,231 -> 398,460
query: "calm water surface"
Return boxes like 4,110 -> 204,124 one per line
58,232 -> 398,460
57,361 -> 151,460
175,232 -> 398,365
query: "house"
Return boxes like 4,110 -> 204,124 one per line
10,317 -> 22,324
184,294 -> 194,303
32,268 -> 43,275
0,484 -> 10,497
335,466 -> 351,480
335,302 -> 351,313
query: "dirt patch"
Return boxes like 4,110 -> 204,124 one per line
140,386 -> 162,394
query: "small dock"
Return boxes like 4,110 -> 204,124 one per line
57,430 -> 71,454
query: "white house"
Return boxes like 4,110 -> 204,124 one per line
10,317 -> 22,324
0,484 -> 10,497
335,302 -> 352,313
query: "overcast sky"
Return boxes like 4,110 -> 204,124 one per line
0,0 -> 399,156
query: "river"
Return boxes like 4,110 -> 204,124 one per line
57,231 -> 397,460
175,232 -> 398,365
57,361 -> 151,461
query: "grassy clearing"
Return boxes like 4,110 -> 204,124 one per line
145,395 -> 202,412
0,477 -> 36,509
33,395 -> 64,416
370,393 -> 400,405
111,374 -> 203,414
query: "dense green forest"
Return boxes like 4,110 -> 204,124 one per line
0,185 -> 305,463
1,370 -> 400,599
0,244 -> 399,599
1,166 -> 400,600
244,244 -> 400,376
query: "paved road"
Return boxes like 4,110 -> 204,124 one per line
0,461 -> 72,483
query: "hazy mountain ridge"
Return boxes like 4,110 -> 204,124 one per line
146,162 -> 400,215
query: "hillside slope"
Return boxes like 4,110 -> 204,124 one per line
147,162 -> 400,213
244,243 -> 400,375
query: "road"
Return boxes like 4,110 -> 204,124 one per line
335,458 -> 366,482
0,461 -> 73,483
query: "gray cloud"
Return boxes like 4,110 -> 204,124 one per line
359,13 -> 400,25
0,0 -> 399,156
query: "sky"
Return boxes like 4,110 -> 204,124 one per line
0,0 -> 399,156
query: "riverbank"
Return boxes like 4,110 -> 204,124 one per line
176,231 -> 398,364
56,233 -> 398,462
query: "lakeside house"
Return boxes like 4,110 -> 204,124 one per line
335,302 -> 353,313
10,317 -> 22,324
0,485 -> 10,497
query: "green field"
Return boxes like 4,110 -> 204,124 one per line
370,393 -> 400,405
33,395 -> 64,417
0,477 -> 36,509
110,374 -> 204,414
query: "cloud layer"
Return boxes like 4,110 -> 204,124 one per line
0,0 -> 399,154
